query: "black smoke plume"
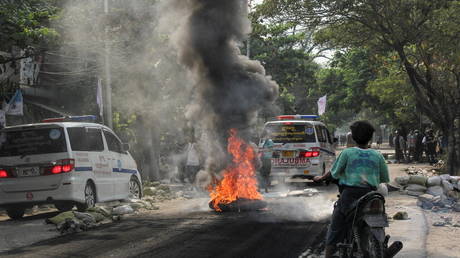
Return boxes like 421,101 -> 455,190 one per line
165,0 -> 279,172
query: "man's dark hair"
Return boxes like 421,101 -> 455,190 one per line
350,120 -> 375,145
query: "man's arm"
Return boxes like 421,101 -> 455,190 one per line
313,151 -> 347,182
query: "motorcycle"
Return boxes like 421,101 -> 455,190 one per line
335,191 -> 403,258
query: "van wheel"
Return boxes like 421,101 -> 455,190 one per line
77,182 -> 96,211
54,202 -> 74,212
6,207 -> 25,220
129,177 -> 142,199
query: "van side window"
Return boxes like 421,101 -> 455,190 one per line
68,127 -> 104,152
315,125 -> 326,142
104,130 -> 123,153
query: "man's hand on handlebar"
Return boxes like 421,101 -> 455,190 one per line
313,176 -> 323,182
313,171 -> 332,183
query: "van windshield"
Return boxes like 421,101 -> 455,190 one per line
263,123 -> 316,143
0,128 -> 67,157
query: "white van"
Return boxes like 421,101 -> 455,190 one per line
0,116 -> 142,219
259,115 -> 336,184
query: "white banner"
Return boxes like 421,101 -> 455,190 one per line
97,78 -> 103,117
5,90 -> 23,116
317,95 -> 327,115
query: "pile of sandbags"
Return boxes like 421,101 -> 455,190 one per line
142,181 -> 177,202
46,198 -> 159,234
394,173 -> 460,212
46,207 -> 115,234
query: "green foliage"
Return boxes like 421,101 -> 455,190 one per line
249,5 -> 321,115
0,0 -> 59,54
112,112 -> 137,143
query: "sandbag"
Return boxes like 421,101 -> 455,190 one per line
440,174 -> 451,181
408,175 -> 427,186
87,206 -> 112,217
405,184 -> 427,192
112,205 -> 134,215
427,186 -> 444,196
73,211 -> 96,224
46,211 -> 76,225
395,176 -> 410,186
442,180 -> 454,192
427,176 -> 442,187
87,212 -> 106,222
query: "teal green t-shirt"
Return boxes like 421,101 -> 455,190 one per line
331,147 -> 389,188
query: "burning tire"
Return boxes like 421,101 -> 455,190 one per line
209,198 -> 267,212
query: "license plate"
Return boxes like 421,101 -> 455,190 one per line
303,170 -> 310,174
18,167 -> 40,177
282,151 -> 294,157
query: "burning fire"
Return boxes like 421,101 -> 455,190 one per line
208,128 -> 263,212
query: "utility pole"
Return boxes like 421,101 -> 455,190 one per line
246,0 -> 252,58
104,0 -> 113,128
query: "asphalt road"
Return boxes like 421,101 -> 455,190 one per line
0,193 -> 333,258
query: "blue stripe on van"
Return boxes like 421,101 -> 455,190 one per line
320,148 -> 336,156
112,168 -> 137,174
75,166 -> 93,172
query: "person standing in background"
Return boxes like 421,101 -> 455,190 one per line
260,138 -> 274,193
407,131 -> 416,162
399,133 -> 407,163
423,129 -> 436,164
376,135 -> 382,149
346,131 -> 356,148
394,131 -> 403,163
414,130 -> 423,162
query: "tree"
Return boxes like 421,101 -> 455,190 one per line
53,0 -> 192,180
248,5 -> 323,115
260,0 -> 460,174
0,0 -> 58,63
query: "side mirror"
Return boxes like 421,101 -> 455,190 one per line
122,143 -> 130,152
333,137 -> 339,143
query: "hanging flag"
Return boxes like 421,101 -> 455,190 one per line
5,90 -> 24,116
317,95 -> 327,115
97,78 -> 104,117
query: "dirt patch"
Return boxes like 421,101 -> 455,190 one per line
425,211 -> 460,258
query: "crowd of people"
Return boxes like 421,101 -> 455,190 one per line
390,129 -> 447,164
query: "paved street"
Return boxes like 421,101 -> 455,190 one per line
0,187 -> 336,258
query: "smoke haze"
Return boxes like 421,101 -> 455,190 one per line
161,0 -> 279,173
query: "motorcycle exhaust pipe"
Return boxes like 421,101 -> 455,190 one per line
385,241 -> 403,258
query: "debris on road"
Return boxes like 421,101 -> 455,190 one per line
286,188 -> 320,197
43,181 -> 183,234
393,211 -> 409,220
112,205 -> 134,215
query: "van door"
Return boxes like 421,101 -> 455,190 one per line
322,126 -> 335,169
67,127 -> 110,200
103,130 -> 130,199
0,127 -> 69,193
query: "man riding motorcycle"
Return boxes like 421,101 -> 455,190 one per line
314,121 -> 390,258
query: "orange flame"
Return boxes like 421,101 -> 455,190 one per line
209,128 -> 263,211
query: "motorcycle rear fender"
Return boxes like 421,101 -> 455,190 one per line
363,214 -> 389,227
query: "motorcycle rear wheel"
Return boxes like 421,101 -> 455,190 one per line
360,226 -> 384,258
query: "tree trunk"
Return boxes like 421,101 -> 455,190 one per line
443,119 -> 459,175
145,126 -> 160,181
